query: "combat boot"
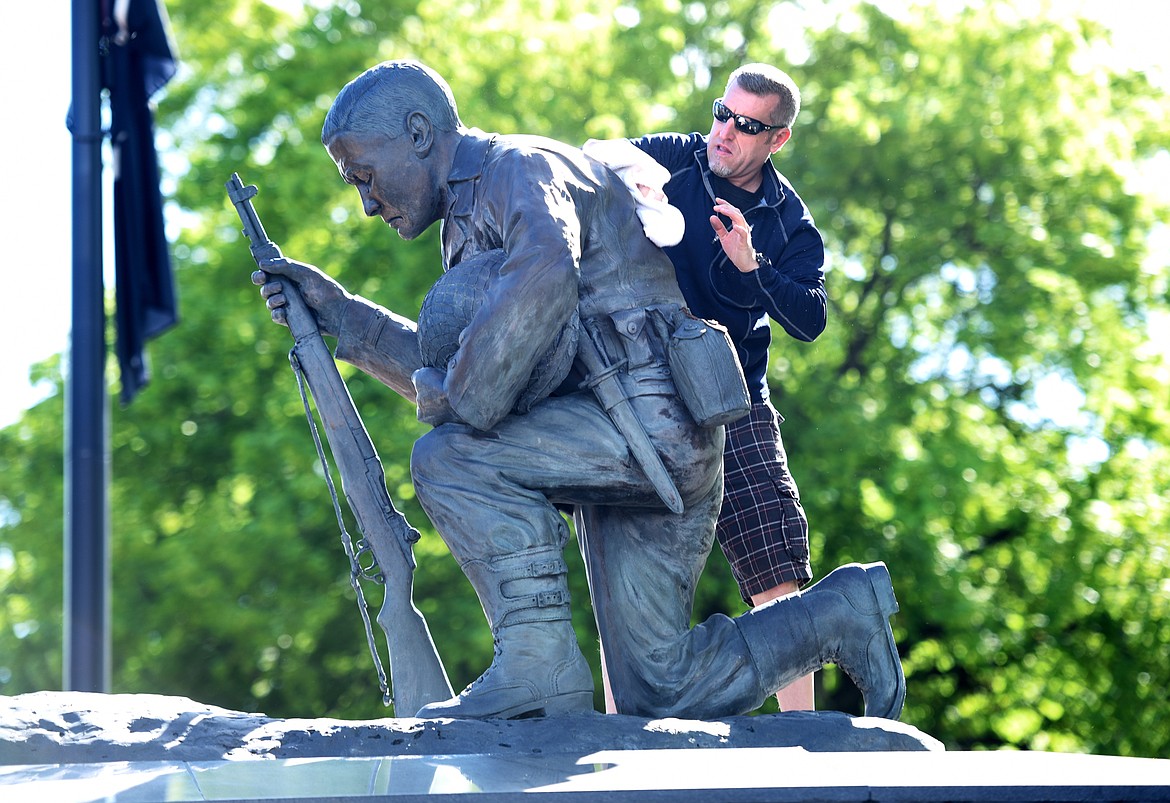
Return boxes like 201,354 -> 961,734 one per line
415,545 -> 594,720
737,561 -> 906,720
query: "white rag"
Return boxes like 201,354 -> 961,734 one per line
583,138 -> 685,248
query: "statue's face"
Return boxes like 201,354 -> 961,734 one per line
326,129 -> 442,241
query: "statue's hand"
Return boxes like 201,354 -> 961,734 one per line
252,257 -> 352,337
412,367 -> 462,427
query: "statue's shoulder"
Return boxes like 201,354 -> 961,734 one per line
478,134 -> 595,193
491,133 -> 584,168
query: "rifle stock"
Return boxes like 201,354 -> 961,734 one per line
226,174 -> 453,715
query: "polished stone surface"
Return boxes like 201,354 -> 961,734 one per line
4,748 -> 1170,802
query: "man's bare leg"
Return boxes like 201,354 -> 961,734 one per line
752,580 -> 815,711
602,648 -> 617,713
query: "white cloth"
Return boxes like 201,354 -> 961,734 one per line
583,138 -> 685,248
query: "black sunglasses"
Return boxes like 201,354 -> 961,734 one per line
712,99 -> 784,136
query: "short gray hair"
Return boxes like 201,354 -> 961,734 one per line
726,63 -> 801,129
322,60 -> 462,143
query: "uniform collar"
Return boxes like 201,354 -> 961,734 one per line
448,128 -> 495,185
443,128 -> 496,266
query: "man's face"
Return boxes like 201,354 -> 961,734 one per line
326,129 -> 442,241
706,82 -> 791,190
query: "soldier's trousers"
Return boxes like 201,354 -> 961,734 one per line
411,386 -> 774,719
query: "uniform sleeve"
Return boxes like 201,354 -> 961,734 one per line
443,151 -> 581,430
334,297 -> 423,401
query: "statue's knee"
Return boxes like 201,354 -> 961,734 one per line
410,428 -> 456,489
613,684 -> 681,718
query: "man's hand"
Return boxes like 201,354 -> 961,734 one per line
710,197 -> 760,273
412,367 -> 462,427
251,256 -> 352,337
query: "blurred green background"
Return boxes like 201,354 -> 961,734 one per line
2,0 -> 1168,757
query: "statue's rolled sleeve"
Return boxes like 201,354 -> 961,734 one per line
335,297 -> 423,402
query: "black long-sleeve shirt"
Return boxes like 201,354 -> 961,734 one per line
632,133 -> 827,404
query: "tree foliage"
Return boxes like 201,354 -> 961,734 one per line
2,0 -> 1168,756
778,4 -> 1170,755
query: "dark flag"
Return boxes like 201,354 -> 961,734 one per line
102,0 -> 179,404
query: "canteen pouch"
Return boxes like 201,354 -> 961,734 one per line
664,310 -> 750,428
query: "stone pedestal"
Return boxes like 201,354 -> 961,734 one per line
3,692 -> 1167,802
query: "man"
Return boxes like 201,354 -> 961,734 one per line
629,64 -> 825,711
253,59 -> 904,721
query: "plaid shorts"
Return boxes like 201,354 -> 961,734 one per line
715,400 -> 812,605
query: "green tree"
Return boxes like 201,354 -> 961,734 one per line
2,0 -> 1167,756
771,5 -> 1170,754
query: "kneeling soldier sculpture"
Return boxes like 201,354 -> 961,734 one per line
237,59 -> 906,722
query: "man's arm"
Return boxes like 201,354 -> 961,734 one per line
711,200 -> 827,343
740,230 -> 827,343
628,132 -> 701,174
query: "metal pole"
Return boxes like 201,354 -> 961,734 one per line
66,0 -> 110,692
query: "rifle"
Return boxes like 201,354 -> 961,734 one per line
225,173 -> 453,715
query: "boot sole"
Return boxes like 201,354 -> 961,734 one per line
860,561 -> 906,720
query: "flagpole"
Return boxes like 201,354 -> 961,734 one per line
66,0 -> 111,692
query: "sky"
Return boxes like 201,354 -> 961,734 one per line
2,2 -> 74,427
0,1 -> 1166,429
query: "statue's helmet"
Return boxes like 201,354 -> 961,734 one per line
417,248 -> 579,414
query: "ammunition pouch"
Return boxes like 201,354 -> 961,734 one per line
587,304 -> 750,429
658,308 -> 750,428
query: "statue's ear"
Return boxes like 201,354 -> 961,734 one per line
406,111 -> 433,157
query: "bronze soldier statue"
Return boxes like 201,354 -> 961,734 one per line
251,59 -> 905,721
